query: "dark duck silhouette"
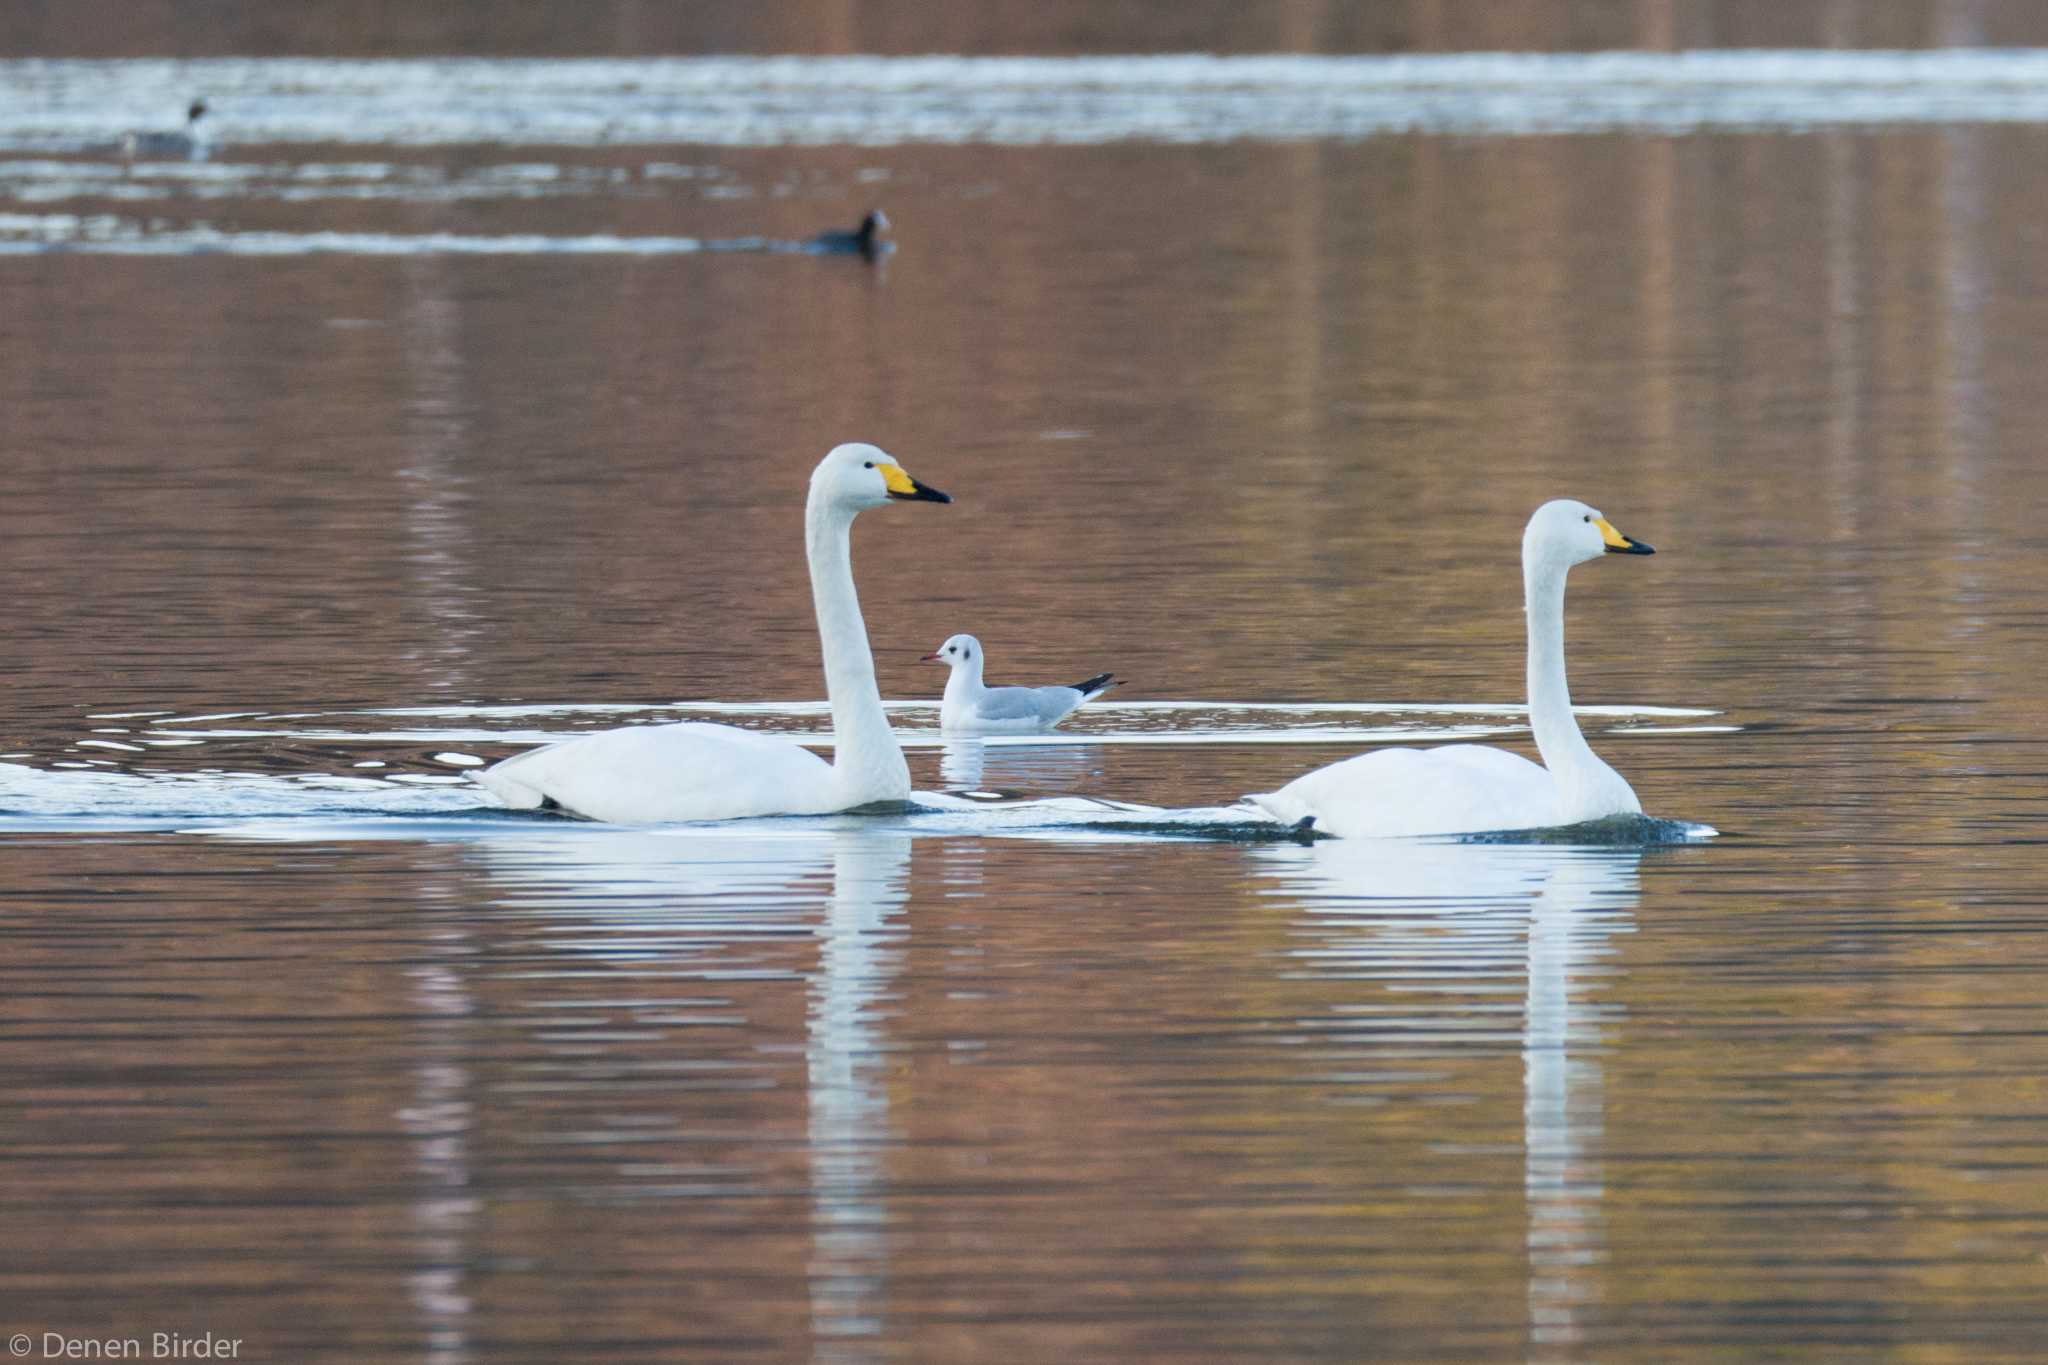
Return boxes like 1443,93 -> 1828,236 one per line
810,209 -> 890,258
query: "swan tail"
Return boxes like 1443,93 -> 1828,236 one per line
475,756 -> 549,809
1070,673 -> 1117,701
1243,789 -> 1314,827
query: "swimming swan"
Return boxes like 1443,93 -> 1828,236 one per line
921,633 -> 1115,733
477,443 -> 950,822
1245,499 -> 1655,838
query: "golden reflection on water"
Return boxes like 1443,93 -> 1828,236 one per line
8,14 -> 2048,1360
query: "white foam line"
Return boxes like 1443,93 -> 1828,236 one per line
0,226 -> 709,255
5,51 -> 2048,149
139,722 -> 1713,749
344,698 -> 1719,719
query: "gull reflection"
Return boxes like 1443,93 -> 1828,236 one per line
935,737 -> 1100,793
1249,838 -> 1640,1352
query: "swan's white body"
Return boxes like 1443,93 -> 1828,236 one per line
1246,499 -> 1655,839
478,443 -> 948,823
922,633 -> 1115,734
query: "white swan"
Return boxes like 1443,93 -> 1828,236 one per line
477,443 -> 949,822
921,633 -> 1115,733
1245,499 -> 1655,838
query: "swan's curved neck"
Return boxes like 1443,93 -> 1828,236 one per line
1524,559 -> 1594,775
1523,552 -> 1637,820
806,492 -> 909,804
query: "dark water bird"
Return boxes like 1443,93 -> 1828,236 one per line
123,99 -> 209,160
810,209 -> 891,258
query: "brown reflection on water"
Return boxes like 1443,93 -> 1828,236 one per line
10,0 -> 2048,58
7,56 -> 2048,1363
5,127 -> 2048,820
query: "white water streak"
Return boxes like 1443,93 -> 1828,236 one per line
7,52 -> 2048,150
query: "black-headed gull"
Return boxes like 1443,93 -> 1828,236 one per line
921,634 -> 1115,734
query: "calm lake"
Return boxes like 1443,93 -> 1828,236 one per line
6,6 -> 2048,1361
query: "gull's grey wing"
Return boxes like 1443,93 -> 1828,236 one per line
975,684 -> 1082,722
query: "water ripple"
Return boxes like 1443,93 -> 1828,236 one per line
6,52 -> 2048,151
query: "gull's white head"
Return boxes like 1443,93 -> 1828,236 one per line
920,633 -> 980,669
1524,498 -> 1654,571
812,441 -> 950,512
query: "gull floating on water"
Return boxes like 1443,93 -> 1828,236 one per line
922,633 -> 1116,734
123,99 -> 210,161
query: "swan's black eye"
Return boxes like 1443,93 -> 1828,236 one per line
1582,514 -> 1591,522
863,461 -> 874,468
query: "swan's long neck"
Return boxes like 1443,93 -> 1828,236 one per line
806,491 -> 909,804
1523,551 -> 1639,820
1524,559 -> 1592,773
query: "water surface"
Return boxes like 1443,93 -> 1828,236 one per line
6,19 -> 2048,1363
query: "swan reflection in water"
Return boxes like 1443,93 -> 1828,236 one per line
459,823 -> 911,1351
1249,837 -> 1642,1352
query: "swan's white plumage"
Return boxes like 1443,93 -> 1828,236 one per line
478,722 -> 844,822
1246,498 -> 1654,839
923,633 -> 1114,734
1246,744 -> 1563,838
476,442 -> 948,823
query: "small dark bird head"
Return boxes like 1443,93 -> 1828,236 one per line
188,99 -> 208,124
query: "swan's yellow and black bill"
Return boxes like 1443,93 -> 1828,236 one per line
881,463 -> 951,504
1596,518 -> 1654,555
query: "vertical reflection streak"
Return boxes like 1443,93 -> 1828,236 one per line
1523,855 -> 1632,1354
1256,841 -> 1639,1356
1823,128 -> 1863,541
397,258 -> 481,693
806,833 -> 911,1358
401,915 -> 477,1365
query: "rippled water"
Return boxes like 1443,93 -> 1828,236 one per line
8,10 -> 2048,1361
21,50 -> 2048,152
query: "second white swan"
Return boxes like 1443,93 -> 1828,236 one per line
477,442 -> 949,823
1245,499 -> 1655,838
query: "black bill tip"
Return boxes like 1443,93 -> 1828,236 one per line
891,480 -> 951,504
1605,537 -> 1654,555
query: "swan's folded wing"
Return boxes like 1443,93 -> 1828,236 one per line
477,721 -> 835,823
1247,743 -> 1560,839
